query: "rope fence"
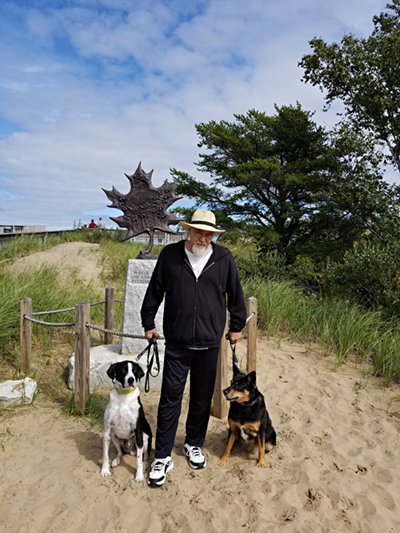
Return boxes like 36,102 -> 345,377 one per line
32,307 -> 75,316
20,286 -> 258,417
85,322 -> 165,341
24,316 -> 75,327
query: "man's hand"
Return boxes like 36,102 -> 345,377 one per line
227,330 -> 242,344
145,328 -> 159,342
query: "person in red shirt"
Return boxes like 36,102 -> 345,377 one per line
88,219 -> 97,229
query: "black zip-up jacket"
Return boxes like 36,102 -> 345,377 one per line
140,241 -> 247,348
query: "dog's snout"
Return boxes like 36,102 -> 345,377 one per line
128,377 -> 135,385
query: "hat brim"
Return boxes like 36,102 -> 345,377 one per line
180,221 -> 225,234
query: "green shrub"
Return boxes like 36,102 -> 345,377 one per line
286,255 -> 323,294
322,244 -> 400,318
230,244 -> 287,281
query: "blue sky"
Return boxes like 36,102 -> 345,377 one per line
0,0 -> 392,229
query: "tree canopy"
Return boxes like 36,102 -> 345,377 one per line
172,104 -> 399,262
299,0 -> 400,174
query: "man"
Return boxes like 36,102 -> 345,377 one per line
98,217 -> 106,229
141,209 -> 247,487
88,219 -> 97,229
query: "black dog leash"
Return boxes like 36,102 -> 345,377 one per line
135,335 -> 160,393
225,334 -> 241,374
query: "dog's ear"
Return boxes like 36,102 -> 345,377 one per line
134,363 -> 145,381
247,371 -> 256,387
107,363 -> 118,381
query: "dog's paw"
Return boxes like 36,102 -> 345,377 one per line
101,466 -> 112,477
111,456 -> 121,468
256,461 -> 266,468
217,458 -> 228,467
135,472 -> 145,483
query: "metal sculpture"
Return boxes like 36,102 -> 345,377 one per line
103,162 -> 182,259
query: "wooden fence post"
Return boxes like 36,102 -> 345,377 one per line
247,297 -> 257,373
213,315 -> 228,419
20,298 -> 32,373
74,302 -> 91,411
104,286 -> 114,345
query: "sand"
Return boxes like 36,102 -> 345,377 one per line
13,241 -> 103,285
1,243 -> 400,533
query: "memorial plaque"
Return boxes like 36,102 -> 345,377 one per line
121,259 -> 164,355
131,270 -> 152,284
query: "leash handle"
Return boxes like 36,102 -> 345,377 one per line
144,335 -> 160,393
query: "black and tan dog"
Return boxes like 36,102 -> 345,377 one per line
218,366 -> 276,468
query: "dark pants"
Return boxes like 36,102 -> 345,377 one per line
155,344 -> 220,459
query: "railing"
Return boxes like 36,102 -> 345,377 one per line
0,228 -> 185,249
20,286 -> 124,410
20,290 -> 258,418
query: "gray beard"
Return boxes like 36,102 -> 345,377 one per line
192,243 -> 208,257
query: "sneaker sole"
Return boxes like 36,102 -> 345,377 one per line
183,448 -> 207,470
188,460 -> 206,470
147,461 -> 174,487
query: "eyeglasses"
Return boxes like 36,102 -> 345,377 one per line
194,230 -> 214,240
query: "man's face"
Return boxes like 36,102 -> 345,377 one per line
187,228 -> 215,256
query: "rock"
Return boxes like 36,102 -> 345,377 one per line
0,377 -> 38,406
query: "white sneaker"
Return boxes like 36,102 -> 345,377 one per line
147,457 -> 174,487
183,444 -> 207,470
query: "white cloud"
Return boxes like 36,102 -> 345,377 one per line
0,0 -> 395,229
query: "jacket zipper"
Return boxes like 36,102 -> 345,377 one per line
184,258 -> 216,341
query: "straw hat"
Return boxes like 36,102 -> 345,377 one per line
180,209 -> 225,234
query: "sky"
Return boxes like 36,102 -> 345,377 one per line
0,0 -> 392,230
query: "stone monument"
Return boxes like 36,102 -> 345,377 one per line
68,163 -> 182,391
122,259 -> 164,355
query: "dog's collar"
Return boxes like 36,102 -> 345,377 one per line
116,386 -> 137,395
241,399 -> 257,407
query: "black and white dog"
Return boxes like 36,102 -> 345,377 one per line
101,361 -> 152,482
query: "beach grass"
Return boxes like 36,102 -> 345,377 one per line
242,277 -> 400,383
1,233 -> 400,388
98,240 -> 163,289
63,390 -> 109,426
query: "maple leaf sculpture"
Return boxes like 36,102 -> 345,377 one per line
103,162 -> 182,257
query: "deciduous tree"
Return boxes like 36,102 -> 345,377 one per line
299,0 -> 400,174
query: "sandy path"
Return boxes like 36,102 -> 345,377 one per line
1,339 -> 400,533
13,242 -> 102,284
